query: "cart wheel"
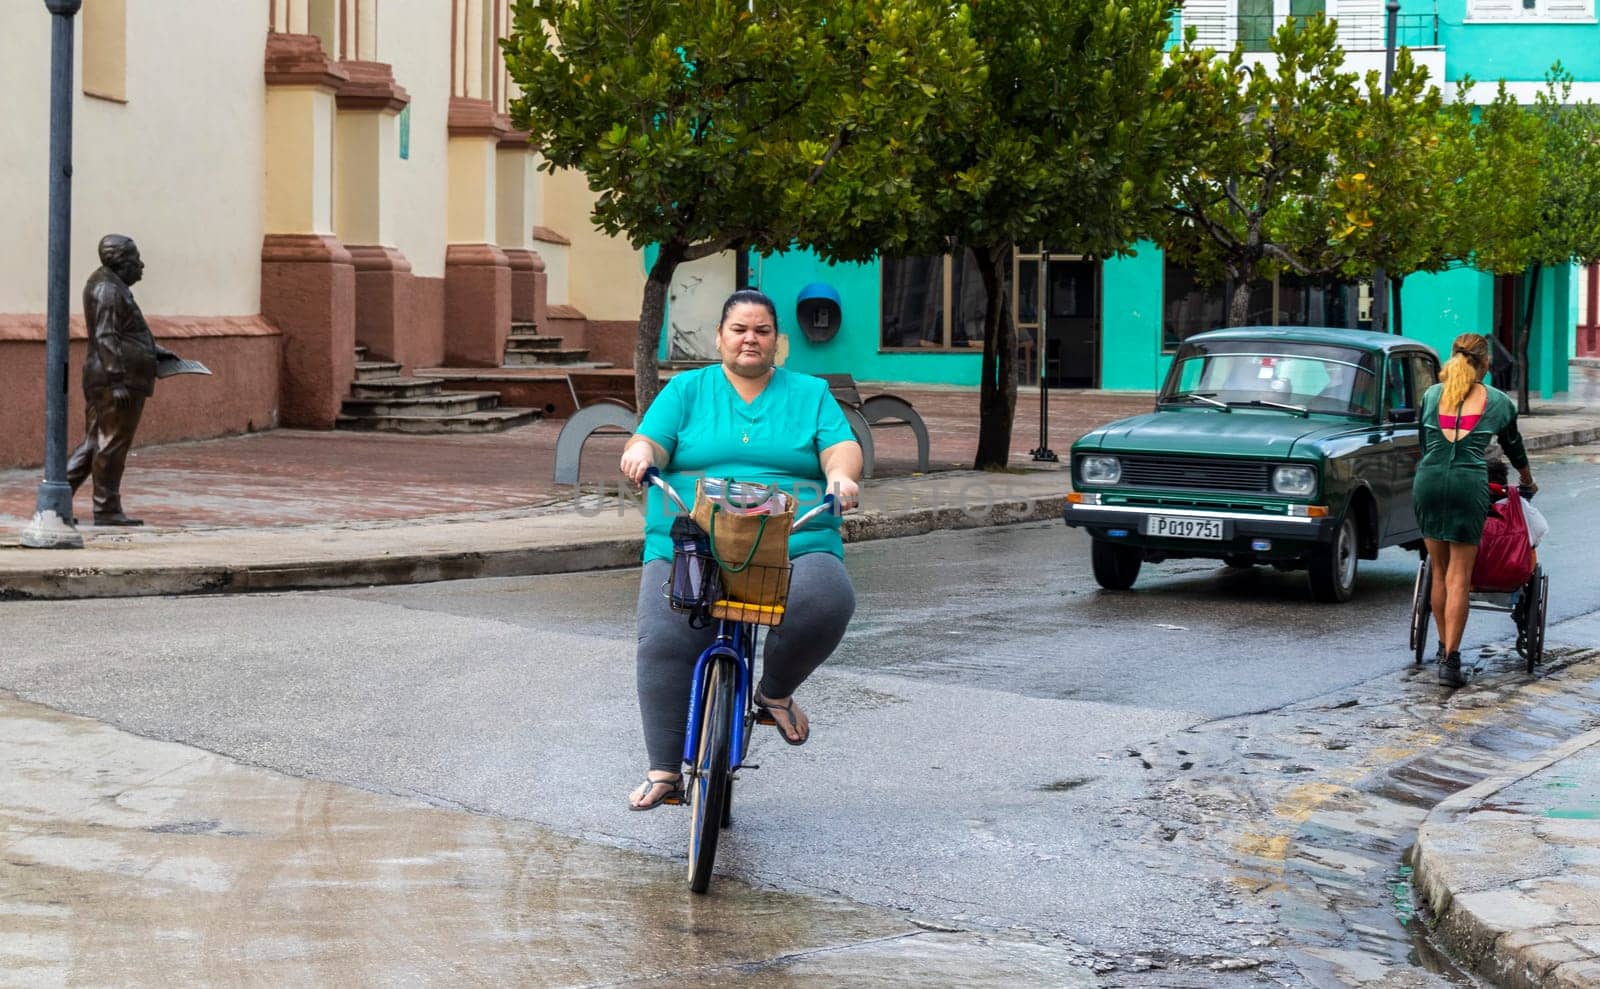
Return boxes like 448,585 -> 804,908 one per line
1528,570 -> 1549,672
1410,555 -> 1433,666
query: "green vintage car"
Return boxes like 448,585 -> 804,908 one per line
1063,327 -> 1441,602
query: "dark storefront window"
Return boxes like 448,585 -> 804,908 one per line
948,249 -> 987,348
881,250 -> 994,350
1163,261 -> 1370,352
880,256 -> 944,348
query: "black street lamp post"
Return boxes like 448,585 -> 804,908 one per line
22,0 -> 85,549
1372,0 -> 1402,335
1030,252 -> 1058,463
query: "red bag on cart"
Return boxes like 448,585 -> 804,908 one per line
1472,484 -> 1534,592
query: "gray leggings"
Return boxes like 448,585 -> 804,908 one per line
635,553 -> 855,772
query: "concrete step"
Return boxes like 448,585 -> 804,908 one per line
335,407 -> 539,434
354,360 -> 404,381
511,320 -> 540,333
348,376 -> 445,399
354,345 -> 369,361
504,348 -> 594,367
505,335 -> 565,351
339,391 -> 504,418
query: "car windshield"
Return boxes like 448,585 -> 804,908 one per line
1161,342 -> 1379,418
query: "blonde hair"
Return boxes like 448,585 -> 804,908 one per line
1440,333 -> 1489,412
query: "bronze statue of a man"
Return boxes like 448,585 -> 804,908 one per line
66,235 -> 180,526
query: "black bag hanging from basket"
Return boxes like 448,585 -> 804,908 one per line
668,515 -> 721,627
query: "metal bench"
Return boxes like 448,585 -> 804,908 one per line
553,375 -> 637,486
817,374 -> 930,477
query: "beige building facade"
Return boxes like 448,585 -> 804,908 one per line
0,0 -> 643,468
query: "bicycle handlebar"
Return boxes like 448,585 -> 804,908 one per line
641,467 -> 842,532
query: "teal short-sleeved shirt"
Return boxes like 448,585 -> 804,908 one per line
637,365 -> 857,563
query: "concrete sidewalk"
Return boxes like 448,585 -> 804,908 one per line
1,386 -> 1597,600
1413,728 -> 1600,988
0,469 -> 1072,599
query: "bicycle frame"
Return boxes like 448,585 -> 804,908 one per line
683,620 -> 756,772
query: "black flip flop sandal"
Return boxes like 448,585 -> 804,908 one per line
755,695 -> 810,746
628,775 -> 683,811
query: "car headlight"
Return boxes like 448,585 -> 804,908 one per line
1273,465 -> 1317,497
1080,455 -> 1121,485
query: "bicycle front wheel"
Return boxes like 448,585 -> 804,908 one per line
688,656 -> 735,893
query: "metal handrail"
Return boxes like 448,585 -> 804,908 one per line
1181,13 -> 1440,52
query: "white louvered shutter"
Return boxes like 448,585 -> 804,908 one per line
1468,0 -> 1521,19
1183,0 -> 1236,49
1544,0 -> 1593,20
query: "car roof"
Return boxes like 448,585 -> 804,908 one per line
1182,325 -> 1438,356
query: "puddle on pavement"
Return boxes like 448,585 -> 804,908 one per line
0,693 -> 1101,986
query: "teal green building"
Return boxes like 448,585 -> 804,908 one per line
665,3 -> 1588,397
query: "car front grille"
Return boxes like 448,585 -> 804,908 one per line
1116,455 -> 1274,493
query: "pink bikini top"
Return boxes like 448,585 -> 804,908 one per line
1439,411 -> 1481,431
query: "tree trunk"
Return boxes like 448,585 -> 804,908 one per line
634,244 -> 684,415
973,241 -> 1018,470
1515,264 -> 1541,415
1391,273 -> 1405,336
1227,277 -> 1253,327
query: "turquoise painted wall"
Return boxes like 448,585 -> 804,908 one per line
1396,266 -> 1492,353
1433,0 -> 1600,83
751,250 -> 981,385
654,244 -> 1570,396
1100,247 -> 1168,392
1532,263 -> 1573,397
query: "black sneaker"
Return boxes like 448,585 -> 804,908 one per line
1439,650 -> 1465,688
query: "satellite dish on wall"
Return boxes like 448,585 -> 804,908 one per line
796,283 -> 843,343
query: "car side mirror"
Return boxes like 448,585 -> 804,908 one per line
1391,407 -> 1417,424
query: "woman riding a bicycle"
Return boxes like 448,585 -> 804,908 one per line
619,289 -> 863,810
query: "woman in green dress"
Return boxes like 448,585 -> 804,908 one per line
1412,333 -> 1537,687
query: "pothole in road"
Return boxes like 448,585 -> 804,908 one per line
1035,777 -> 1095,792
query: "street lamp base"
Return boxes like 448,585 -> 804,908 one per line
20,508 -> 83,549
1030,447 -> 1059,463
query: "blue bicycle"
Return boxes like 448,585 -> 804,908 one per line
644,467 -> 837,893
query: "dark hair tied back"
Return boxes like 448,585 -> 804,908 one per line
719,289 -> 778,328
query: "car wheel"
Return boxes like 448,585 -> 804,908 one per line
1091,539 -> 1142,591
1308,514 -> 1358,603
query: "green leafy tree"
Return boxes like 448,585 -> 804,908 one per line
1157,16 -> 1361,328
1512,70 -> 1600,410
1461,75 -> 1599,412
1315,50 -> 1462,335
505,0 -> 983,412
911,0 -> 1188,469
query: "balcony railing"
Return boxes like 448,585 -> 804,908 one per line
1182,13 -> 1441,52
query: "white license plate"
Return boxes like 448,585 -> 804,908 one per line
1145,515 -> 1225,540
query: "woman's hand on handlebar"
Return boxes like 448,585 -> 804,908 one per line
829,476 -> 860,512
620,440 -> 656,486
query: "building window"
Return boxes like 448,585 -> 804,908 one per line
880,250 -> 989,350
1237,0 -> 1325,51
1468,0 -> 1592,20
1163,262 -> 1369,352
82,0 -> 127,103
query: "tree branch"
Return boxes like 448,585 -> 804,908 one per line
681,234 -> 749,262
806,126 -> 850,187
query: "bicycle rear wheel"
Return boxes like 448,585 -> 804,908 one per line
1410,555 -> 1433,666
688,656 -> 735,893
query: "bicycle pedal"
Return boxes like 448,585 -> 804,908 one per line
754,711 -> 778,726
662,792 -> 685,806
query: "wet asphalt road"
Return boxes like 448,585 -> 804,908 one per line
0,446 -> 1597,984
